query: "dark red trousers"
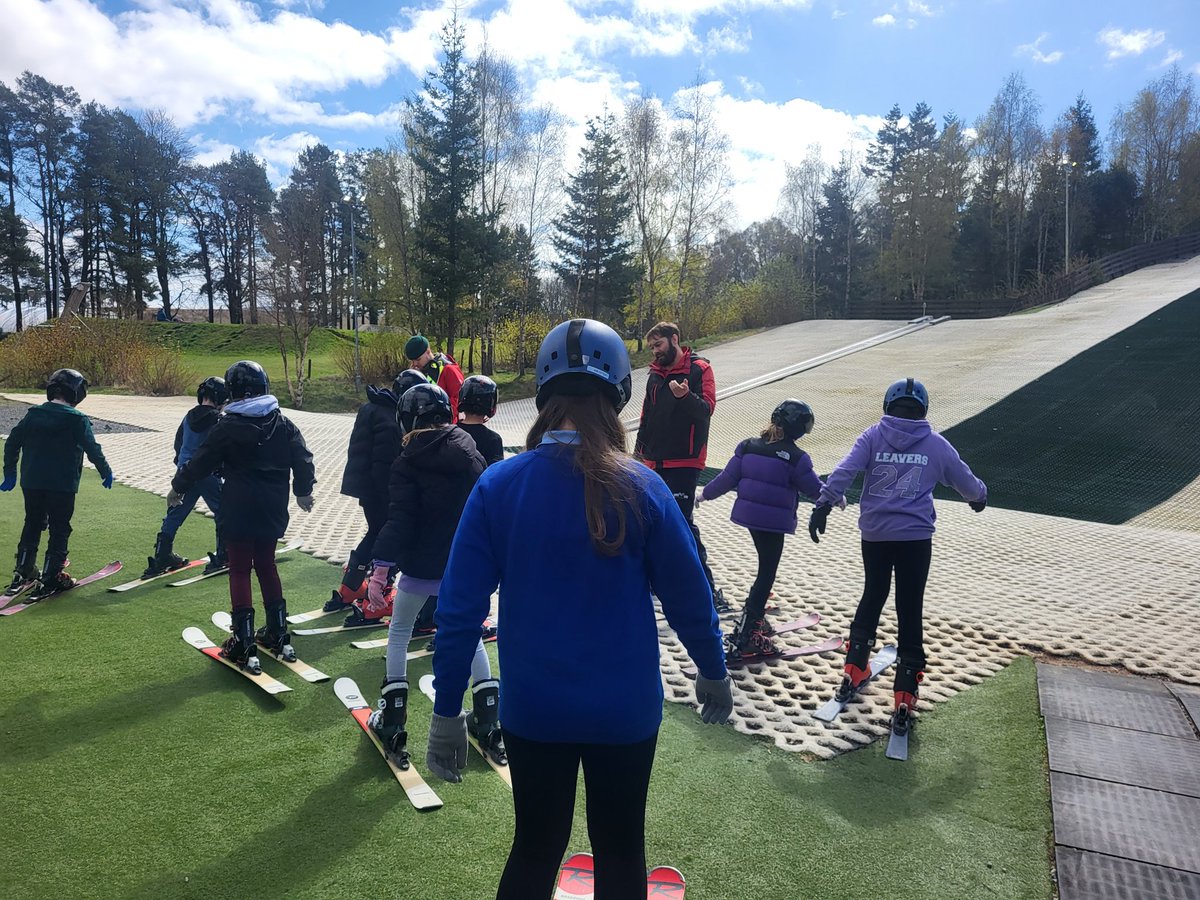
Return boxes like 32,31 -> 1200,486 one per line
226,539 -> 283,610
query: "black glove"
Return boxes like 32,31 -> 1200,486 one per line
969,497 -> 987,513
808,503 -> 832,543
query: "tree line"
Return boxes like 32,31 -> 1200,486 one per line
3,16 -> 1199,372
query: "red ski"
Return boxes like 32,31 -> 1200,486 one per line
554,853 -> 594,899
0,580 -> 38,609
682,634 -> 843,676
647,865 -> 686,897
0,561 -> 123,616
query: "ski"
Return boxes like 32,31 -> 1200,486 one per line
168,541 -> 301,587
417,674 -> 512,788
210,611 -> 328,683
763,611 -> 820,635
110,557 -> 206,592
293,618 -> 389,636
0,580 -> 38,609
682,634 -> 843,676
886,706 -> 913,761
333,677 -> 442,811
647,865 -> 686,898
403,629 -> 497,662
813,645 -> 899,723
0,561 -> 123,616
351,631 -> 434,650
181,626 -> 291,695
554,852 -> 594,900
286,603 -> 350,625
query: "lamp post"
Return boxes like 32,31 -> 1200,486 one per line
344,195 -> 362,391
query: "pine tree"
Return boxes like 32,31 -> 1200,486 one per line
552,112 -> 639,322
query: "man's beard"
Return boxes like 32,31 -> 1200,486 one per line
655,345 -> 678,366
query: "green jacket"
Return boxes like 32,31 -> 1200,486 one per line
3,402 -> 112,493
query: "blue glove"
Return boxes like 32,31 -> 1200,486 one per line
102,473 -> 114,490
0,474 -> 15,492
426,712 -> 469,783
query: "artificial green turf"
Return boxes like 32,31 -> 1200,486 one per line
0,456 -> 1052,899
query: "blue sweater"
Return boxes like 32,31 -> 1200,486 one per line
432,439 -> 727,744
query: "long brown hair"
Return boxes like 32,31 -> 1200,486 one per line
526,391 -> 641,556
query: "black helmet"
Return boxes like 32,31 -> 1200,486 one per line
225,360 -> 269,400
46,368 -> 88,406
398,383 -> 453,432
459,375 -> 498,417
535,318 -> 632,412
771,399 -> 814,440
392,368 -> 430,398
197,376 -> 229,406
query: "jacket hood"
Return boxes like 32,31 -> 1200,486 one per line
224,406 -> 283,444
402,425 -> 479,474
366,384 -> 399,407
185,404 -> 220,430
225,394 -> 280,417
648,345 -> 694,378
878,415 -> 931,451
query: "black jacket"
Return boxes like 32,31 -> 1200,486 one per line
340,386 -> 402,499
372,426 -> 484,578
457,423 -> 504,467
173,405 -> 316,541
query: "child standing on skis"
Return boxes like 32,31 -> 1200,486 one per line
427,318 -> 731,900
142,376 -> 229,580
2,369 -> 113,599
809,378 -> 987,739
698,399 -> 824,662
169,360 -> 316,674
363,382 -> 499,771
456,375 -> 504,467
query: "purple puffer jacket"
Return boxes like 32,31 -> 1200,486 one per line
702,438 -> 824,534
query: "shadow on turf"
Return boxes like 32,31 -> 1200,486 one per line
128,762 -> 396,900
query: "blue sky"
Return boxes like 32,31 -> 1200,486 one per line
0,0 -> 1196,226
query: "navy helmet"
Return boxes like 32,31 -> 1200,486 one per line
225,360 -> 269,400
197,376 -> 229,406
398,382 -> 453,433
459,375 -> 499,417
46,368 -> 88,406
535,318 -> 632,412
771,399 -> 815,440
884,378 -> 928,417
393,368 -> 430,399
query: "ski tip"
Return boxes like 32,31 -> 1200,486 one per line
333,676 -> 363,704
211,610 -> 232,629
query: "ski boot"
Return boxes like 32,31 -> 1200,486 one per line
891,657 -> 924,735
344,599 -> 386,628
203,530 -> 228,575
413,594 -> 438,636
712,587 -> 734,614
220,607 -> 262,675
28,558 -> 75,601
255,601 -> 297,662
142,532 -> 188,579
367,677 -> 410,768
467,678 -> 507,766
834,631 -> 876,703
6,545 -> 39,595
323,568 -> 367,613
726,611 -> 781,662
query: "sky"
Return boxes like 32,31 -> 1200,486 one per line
0,0 -> 1197,229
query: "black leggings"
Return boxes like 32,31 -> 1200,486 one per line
497,729 -> 658,900
20,488 -> 76,570
851,538 -> 932,667
745,529 -> 785,621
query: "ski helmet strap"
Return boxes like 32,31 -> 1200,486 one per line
906,377 -> 914,398
566,319 -> 586,369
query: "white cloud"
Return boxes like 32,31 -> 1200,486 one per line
831,8 -> 846,19
705,24 -> 752,54
1097,26 -> 1166,60
907,0 -> 934,16
737,75 -> 765,96
1159,48 -> 1184,67
873,13 -> 896,27
253,131 -> 323,185
1016,33 -> 1064,65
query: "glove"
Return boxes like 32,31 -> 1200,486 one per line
362,563 -> 395,619
101,473 -> 113,489
0,474 -> 15,492
969,497 -> 987,513
426,712 -> 469,783
297,494 -> 314,512
695,674 -> 733,724
808,503 -> 832,543
167,488 -> 183,507
694,488 -> 706,505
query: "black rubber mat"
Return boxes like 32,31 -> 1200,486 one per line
1038,675 -> 1195,738
1057,847 -> 1200,900
1037,663 -> 1169,696
1045,716 -> 1200,798
1168,683 -> 1200,730
1051,772 -> 1200,873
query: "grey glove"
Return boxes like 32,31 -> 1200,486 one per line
695,674 -> 733,724
167,488 -> 183,508
297,494 -> 314,512
426,712 -> 468,783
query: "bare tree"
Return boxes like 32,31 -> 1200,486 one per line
779,143 -> 826,314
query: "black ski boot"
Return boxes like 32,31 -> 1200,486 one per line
892,657 -> 924,729
256,601 -> 297,662
28,557 -> 75,601
220,607 -> 262,675
6,545 -> 39,595
712,588 -> 734,614
467,678 -> 508,765
324,557 -> 367,612
726,610 -> 780,663
834,631 -> 876,703
143,532 -> 188,579
367,677 -> 410,768
343,602 -> 385,628
203,529 -> 228,575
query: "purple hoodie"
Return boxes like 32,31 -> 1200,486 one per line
703,437 -> 824,534
819,416 -> 987,542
